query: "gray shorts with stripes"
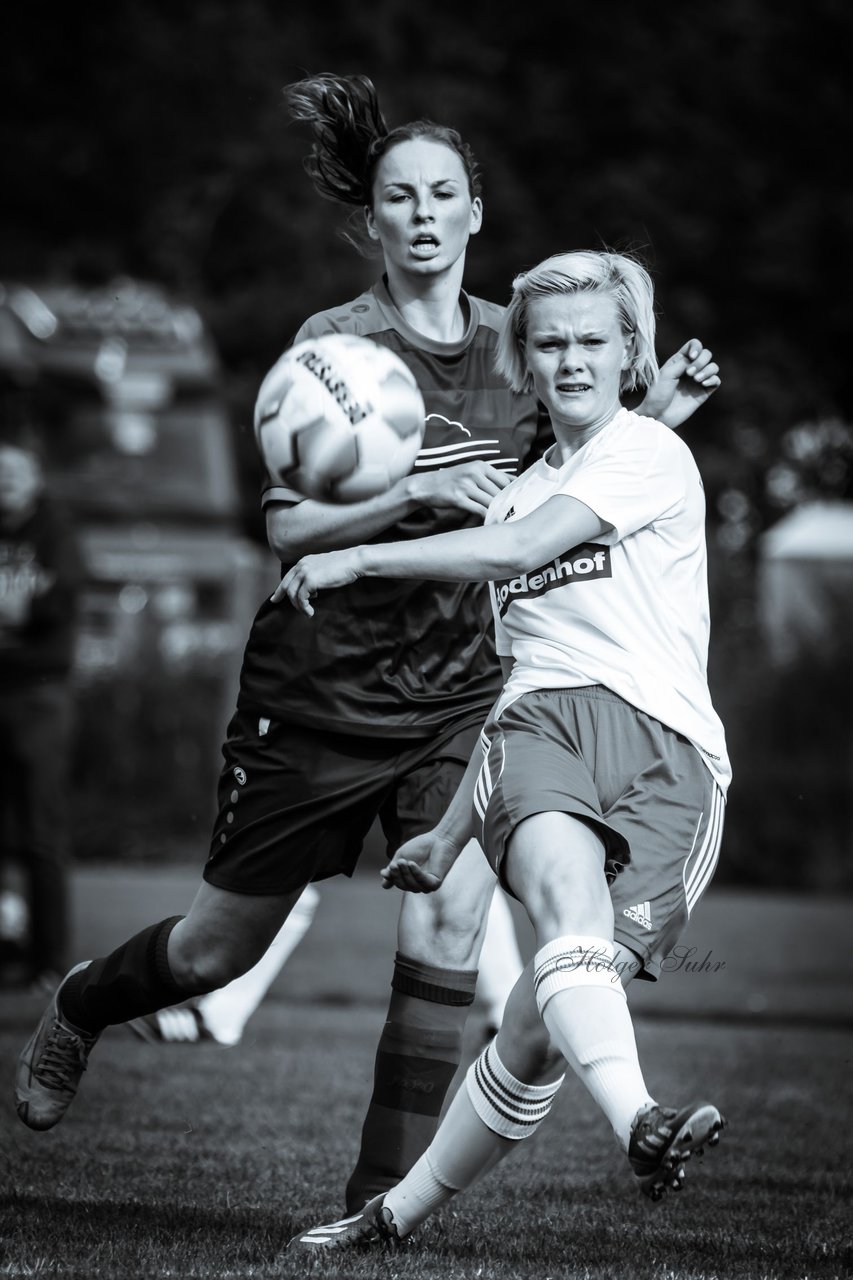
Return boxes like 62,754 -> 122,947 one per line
474,685 -> 725,980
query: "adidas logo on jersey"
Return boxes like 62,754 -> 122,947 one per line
503,506 -> 516,521
623,901 -> 653,930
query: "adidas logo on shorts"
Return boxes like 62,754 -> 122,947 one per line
623,901 -> 653,931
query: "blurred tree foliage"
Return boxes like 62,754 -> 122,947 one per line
4,0 -> 851,883
4,1 -> 850,462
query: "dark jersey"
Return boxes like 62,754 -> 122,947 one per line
236,279 -> 550,738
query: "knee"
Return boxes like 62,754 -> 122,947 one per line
528,868 -> 614,943
168,927 -> 260,994
505,815 -> 615,941
398,889 -> 488,969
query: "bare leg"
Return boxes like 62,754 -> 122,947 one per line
58,880 -> 306,1036
195,885 -> 321,1044
503,812 -> 653,1149
475,889 -> 524,1032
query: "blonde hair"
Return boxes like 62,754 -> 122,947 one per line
495,250 -> 659,394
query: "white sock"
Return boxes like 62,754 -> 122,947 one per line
197,885 -> 319,1045
383,1149 -> 457,1237
384,1039 -> 563,1236
534,935 -> 653,1150
466,1037 -> 564,1142
477,890 -> 524,1028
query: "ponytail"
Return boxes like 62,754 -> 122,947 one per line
284,73 -> 388,206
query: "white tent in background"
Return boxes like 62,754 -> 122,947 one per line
758,500 -> 853,666
757,500 -> 853,891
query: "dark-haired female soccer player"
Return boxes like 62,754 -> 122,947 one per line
285,249 -> 729,1251
16,80 -> 718,1212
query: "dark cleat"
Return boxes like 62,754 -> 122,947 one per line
287,1193 -> 402,1252
628,1101 -> 726,1201
16,962 -> 99,1130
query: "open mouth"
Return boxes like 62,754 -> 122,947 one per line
556,383 -> 591,394
411,235 -> 440,254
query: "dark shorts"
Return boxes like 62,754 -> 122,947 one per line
474,686 -> 725,980
203,707 -> 484,896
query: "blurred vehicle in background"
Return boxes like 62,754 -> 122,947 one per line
0,278 -> 274,859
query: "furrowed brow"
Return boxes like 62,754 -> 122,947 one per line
383,179 -> 461,191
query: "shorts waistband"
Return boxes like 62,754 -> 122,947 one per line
539,683 -> 630,706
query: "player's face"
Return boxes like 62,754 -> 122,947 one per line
524,292 -> 631,436
365,139 -> 483,280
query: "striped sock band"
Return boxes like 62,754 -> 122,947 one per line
533,935 -> 624,1014
465,1039 -> 564,1141
391,952 -> 477,1006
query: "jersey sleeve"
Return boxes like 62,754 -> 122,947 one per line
291,314 -> 328,344
291,290 -> 380,343
557,420 -> 690,543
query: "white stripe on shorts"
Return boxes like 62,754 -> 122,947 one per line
474,734 -> 505,824
683,784 -> 726,915
473,730 -> 491,822
474,768 -> 488,823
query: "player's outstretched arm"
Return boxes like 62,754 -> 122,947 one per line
266,461 -> 511,561
272,494 -> 608,615
638,339 -> 720,430
381,738 -> 485,893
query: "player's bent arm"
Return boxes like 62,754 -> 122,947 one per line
382,725 -> 491,893
274,494 -> 609,613
382,663 -> 514,893
637,339 -> 721,430
265,461 -> 511,560
265,484 -> 422,561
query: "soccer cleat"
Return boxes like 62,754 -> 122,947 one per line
128,1005 -> 219,1045
628,1101 -> 726,1201
16,961 -> 100,1131
287,1193 -> 401,1251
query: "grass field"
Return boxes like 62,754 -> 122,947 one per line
1,862 -> 852,1280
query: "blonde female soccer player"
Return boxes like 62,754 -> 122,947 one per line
284,249 -> 729,1250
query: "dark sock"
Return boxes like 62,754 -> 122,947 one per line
344,951 -> 477,1212
59,916 -> 187,1035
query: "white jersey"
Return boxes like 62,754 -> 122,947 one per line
486,407 -> 731,792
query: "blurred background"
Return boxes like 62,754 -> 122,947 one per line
0,0 -> 850,922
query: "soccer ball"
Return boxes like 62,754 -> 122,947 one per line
254,334 -> 426,502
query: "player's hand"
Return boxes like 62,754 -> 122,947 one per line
272,548 -> 362,616
407,461 -> 512,518
640,340 -> 721,430
380,831 -> 462,894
